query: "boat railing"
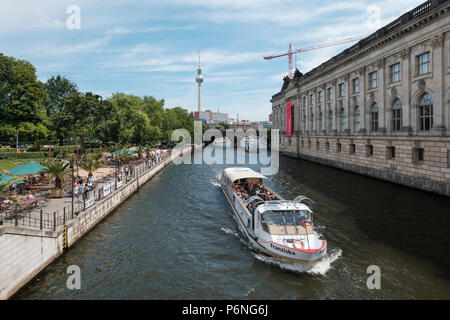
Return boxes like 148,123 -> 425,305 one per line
292,195 -> 315,209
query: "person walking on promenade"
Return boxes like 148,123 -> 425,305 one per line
88,175 -> 94,189
74,184 -> 79,199
80,183 -> 86,202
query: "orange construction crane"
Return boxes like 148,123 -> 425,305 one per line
264,37 -> 366,78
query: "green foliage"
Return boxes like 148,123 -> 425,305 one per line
118,153 -> 132,164
41,160 -> 70,189
43,75 -> 78,145
0,53 -> 49,144
80,156 -> 103,175
0,173 -> 22,200
1,52 -> 194,148
0,152 -> 48,160
136,145 -> 145,159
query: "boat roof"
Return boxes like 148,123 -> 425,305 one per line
258,201 -> 312,213
223,167 -> 267,183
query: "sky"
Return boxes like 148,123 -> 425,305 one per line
1,0 -> 426,121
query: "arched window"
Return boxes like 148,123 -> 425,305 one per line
328,110 -> 333,133
392,99 -> 402,132
354,106 -> 360,132
340,108 -> 346,133
419,93 -> 433,131
371,103 -> 379,132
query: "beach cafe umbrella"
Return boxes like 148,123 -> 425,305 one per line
0,174 -> 25,184
111,149 -> 133,155
8,162 -> 47,176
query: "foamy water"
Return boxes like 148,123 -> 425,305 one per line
210,181 -> 221,187
221,226 -> 341,276
220,227 -> 239,237
253,249 -> 342,276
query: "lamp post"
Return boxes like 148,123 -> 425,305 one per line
71,155 -> 74,218
115,148 -> 118,190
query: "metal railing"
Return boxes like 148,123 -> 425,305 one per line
0,150 -> 174,231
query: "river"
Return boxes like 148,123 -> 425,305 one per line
15,146 -> 450,299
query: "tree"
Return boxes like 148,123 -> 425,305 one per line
80,156 -> 102,176
43,75 -> 79,145
107,93 -> 156,145
63,91 -> 103,153
0,173 -> 22,201
42,160 -> 70,189
0,53 -> 49,144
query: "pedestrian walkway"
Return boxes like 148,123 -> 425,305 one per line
0,151 -> 171,231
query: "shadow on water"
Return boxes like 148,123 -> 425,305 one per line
278,155 -> 450,278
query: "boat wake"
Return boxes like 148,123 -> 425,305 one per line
222,221 -> 341,276
210,181 -> 221,187
220,227 -> 239,237
253,248 -> 342,276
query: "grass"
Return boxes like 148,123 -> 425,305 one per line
0,158 -> 46,172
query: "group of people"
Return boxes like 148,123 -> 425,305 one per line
146,150 -> 164,167
120,165 -> 134,180
233,180 -> 278,202
15,144 -> 29,153
73,174 -> 95,201
26,175 -> 38,185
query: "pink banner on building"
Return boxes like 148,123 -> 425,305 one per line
286,101 -> 292,136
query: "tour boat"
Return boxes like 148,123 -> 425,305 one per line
240,137 -> 267,152
220,167 -> 327,262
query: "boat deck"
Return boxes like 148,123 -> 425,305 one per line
267,224 -> 313,235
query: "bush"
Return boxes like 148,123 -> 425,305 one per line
0,146 -> 16,152
0,152 -> 48,159
26,144 -> 42,152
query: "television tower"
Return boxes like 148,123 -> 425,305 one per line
195,43 -> 204,113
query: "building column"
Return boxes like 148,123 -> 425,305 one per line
400,47 -> 413,134
378,59 -> 387,134
333,81 -> 338,135
345,74 -> 351,135
431,34 -> 445,135
305,93 -> 310,134
359,67 -> 367,133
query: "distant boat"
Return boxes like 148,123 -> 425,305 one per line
220,167 -> 327,262
239,137 -> 267,153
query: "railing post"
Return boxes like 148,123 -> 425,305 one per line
63,207 -> 66,226
53,212 -> 56,231
83,197 -> 86,211
15,204 -> 18,227
40,209 -> 43,230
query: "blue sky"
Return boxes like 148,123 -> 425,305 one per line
1,0 -> 425,121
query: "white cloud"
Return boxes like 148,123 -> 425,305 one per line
0,0 -> 428,122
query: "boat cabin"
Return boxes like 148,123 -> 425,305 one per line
258,206 -> 313,235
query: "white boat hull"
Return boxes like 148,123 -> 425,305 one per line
221,185 -> 327,263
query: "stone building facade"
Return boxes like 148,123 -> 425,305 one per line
271,0 -> 450,196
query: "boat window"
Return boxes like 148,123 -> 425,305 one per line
262,210 -> 310,227
261,211 -> 284,226
292,210 -> 309,223
282,212 -> 295,226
